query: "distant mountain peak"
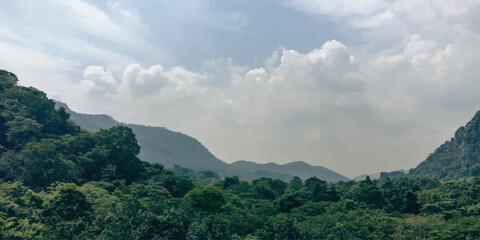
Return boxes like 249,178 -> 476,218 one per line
231,160 -> 349,182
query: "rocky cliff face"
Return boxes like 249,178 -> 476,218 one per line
410,111 -> 480,180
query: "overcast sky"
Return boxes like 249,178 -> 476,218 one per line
1,0 -> 480,178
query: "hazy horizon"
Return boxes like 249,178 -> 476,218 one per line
1,0 -> 480,178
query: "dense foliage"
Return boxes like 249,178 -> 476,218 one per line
2,70 -> 480,239
3,167 -> 480,239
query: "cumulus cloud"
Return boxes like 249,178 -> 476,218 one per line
269,40 -> 359,94
120,64 -> 174,97
79,66 -> 118,96
78,63 -> 207,102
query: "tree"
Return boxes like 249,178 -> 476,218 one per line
0,151 -> 27,181
187,214 -> 232,240
287,176 -> 303,192
96,126 -> 144,182
0,70 -> 18,90
222,176 -> 240,189
305,177 -> 339,202
20,139 -> 81,189
6,116 -> 42,150
349,176 -> 383,208
45,184 -> 92,222
252,178 -> 287,200
404,191 -> 421,214
185,186 -> 226,212
255,214 -> 299,240
276,191 -> 308,212
95,193 -> 143,240
381,178 -> 421,213
44,184 -> 92,239
172,177 -> 194,198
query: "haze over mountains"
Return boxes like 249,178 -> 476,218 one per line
58,99 -> 480,183
56,102 -> 350,182
2,67 -> 480,184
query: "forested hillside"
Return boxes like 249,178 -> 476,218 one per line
0,70 -> 146,188
57,101 -> 349,182
410,110 -> 480,180
55,101 -> 229,172
2,70 -> 480,239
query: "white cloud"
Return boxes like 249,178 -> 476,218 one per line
108,1 -> 149,33
287,0 -> 388,17
245,68 -> 268,82
119,64 -> 205,100
286,0 -> 480,31
270,40 -> 357,94
79,66 -> 118,96
120,64 -> 172,97
350,10 -> 394,28
50,0 -> 137,43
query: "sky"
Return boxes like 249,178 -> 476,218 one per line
1,0 -> 480,178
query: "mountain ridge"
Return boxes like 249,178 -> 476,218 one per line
232,160 -> 349,182
410,110 -> 480,180
55,102 -> 231,172
56,101 -> 349,182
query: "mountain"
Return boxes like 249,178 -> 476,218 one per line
231,160 -> 349,182
410,110 -> 480,180
55,102 -> 232,174
56,102 -> 349,182
353,172 -> 382,181
353,170 -> 408,181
